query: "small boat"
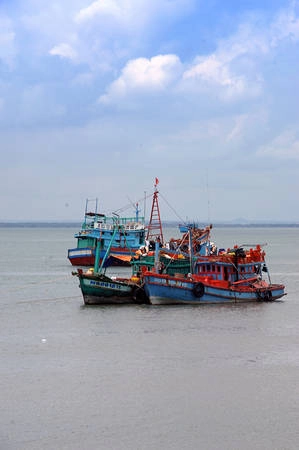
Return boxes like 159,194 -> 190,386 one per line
74,269 -> 148,305
168,223 -> 213,256
142,230 -> 287,305
72,223 -> 149,305
68,198 -> 145,267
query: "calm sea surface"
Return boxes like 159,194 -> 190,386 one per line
0,226 -> 299,450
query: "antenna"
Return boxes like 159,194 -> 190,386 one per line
206,168 -> 210,223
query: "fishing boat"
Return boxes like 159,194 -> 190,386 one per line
68,198 -> 145,267
72,178 -> 195,305
142,230 -> 286,305
72,223 -> 149,305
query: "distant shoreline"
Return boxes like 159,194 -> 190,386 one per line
1,222 -> 299,228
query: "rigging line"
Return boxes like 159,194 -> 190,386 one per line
206,168 -> 210,223
113,192 -> 154,215
239,243 -> 268,248
117,224 -> 135,258
162,233 -> 193,272
159,192 -> 187,224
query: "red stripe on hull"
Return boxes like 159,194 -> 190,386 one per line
68,254 -> 132,267
69,256 -> 95,266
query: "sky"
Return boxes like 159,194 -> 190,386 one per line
1,0 -> 299,223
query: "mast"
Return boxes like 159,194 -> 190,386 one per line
146,178 -> 164,246
135,202 -> 140,222
188,227 -> 193,274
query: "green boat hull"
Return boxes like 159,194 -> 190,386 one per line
77,273 -> 148,305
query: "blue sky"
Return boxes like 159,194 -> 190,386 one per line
1,0 -> 299,223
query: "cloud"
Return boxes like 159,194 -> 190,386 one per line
75,0 -> 194,26
99,3 -> 299,105
226,115 -> 251,143
75,0 -> 121,23
180,20 -> 270,101
182,54 -> 253,100
0,15 -> 16,69
178,3 -> 299,101
99,54 -> 182,103
49,43 -> 77,60
269,2 -> 299,46
47,1 -> 193,73
257,129 -> 299,159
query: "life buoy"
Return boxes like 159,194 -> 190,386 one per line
192,282 -> 205,298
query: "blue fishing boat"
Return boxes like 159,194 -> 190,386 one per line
72,222 -> 149,305
68,198 -> 145,267
143,230 -> 286,305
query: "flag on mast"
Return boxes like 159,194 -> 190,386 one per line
155,177 -> 159,187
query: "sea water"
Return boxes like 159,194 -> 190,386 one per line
0,226 -> 299,450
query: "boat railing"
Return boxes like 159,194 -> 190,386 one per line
93,222 -> 145,231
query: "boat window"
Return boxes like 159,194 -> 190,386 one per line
212,265 -> 215,272
207,264 -> 210,271
224,267 -> 228,281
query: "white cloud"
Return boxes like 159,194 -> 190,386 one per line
226,110 -> 268,144
180,3 -> 299,101
181,23 -> 268,100
270,2 -> 299,46
183,54 -> 250,99
49,43 -> 77,60
0,15 -> 16,68
75,0 -> 194,26
226,115 -> 250,143
257,129 -> 299,159
99,54 -> 182,103
75,0 -> 121,23
98,3 -> 299,105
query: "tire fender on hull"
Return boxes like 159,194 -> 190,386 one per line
256,289 -> 273,302
192,282 -> 205,298
132,286 -> 149,304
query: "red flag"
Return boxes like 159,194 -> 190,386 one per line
155,177 -> 159,186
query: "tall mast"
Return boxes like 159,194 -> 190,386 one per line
146,178 -> 164,245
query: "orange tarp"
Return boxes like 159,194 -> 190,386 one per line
110,254 -> 132,262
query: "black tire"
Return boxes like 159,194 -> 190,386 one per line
256,289 -> 273,302
132,286 -> 149,304
192,282 -> 205,298
256,290 -> 263,301
263,290 -> 273,302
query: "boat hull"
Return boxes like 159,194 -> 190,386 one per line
68,247 -> 134,267
144,274 -> 286,305
76,273 -> 148,305
68,248 -> 95,266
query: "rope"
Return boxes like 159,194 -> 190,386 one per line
159,192 -> 187,225
112,192 -> 153,215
